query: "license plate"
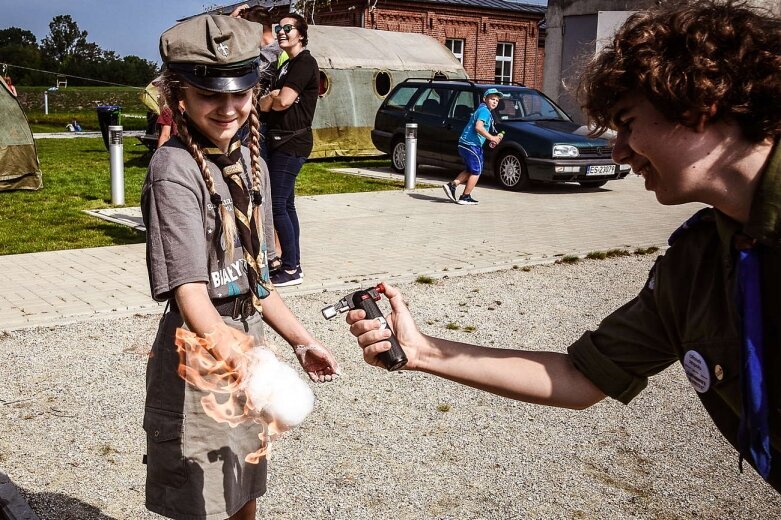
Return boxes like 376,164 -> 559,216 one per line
586,164 -> 616,176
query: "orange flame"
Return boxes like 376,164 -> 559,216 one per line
175,327 -> 288,463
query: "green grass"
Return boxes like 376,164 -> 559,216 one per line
26,112 -> 148,133
295,159 -> 399,196
0,138 -> 402,255
415,275 -> 436,284
17,86 -> 150,132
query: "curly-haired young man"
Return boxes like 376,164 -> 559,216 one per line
345,0 -> 781,492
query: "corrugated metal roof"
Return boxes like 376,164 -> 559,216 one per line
408,0 -> 547,15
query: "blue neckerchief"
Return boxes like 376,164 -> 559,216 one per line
736,243 -> 771,479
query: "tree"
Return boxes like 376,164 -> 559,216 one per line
0,27 -> 37,48
5,15 -> 158,86
40,15 -> 89,64
0,27 -> 43,85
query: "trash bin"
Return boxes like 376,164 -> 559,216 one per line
96,105 -> 122,150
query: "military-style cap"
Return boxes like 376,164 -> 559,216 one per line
160,15 -> 262,93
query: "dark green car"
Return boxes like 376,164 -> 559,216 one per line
371,79 -> 631,190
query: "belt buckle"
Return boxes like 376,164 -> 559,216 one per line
232,296 -> 255,320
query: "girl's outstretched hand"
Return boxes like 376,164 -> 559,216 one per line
293,342 -> 341,383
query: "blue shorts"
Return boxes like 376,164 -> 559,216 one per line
458,143 -> 483,175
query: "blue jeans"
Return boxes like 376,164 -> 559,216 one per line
268,151 -> 307,270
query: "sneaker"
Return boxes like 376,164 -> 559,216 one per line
270,269 -> 302,287
457,194 -> 479,205
297,265 -> 304,278
442,182 -> 457,202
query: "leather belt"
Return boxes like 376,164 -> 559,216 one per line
169,294 -> 257,320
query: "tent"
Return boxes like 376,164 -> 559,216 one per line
306,26 -> 468,158
0,76 -> 42,191
137,25 -> 468,158
140,77 -> 162,115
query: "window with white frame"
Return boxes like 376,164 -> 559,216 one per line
445,39 -> 464,64
495,43 -> 514,84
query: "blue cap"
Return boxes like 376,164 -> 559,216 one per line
483,88 -> 504,98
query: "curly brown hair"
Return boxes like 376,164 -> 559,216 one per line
578,0 -> 781,143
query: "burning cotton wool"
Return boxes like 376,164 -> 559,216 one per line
175,327 -> 314,463
243,347 -> 314,426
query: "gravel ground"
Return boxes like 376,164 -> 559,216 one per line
1,255 -> 779,519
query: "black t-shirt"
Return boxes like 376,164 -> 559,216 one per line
267,49 -> 319,157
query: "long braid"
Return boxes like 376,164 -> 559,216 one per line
161,71 -> 237,260
248,90 -> 265,242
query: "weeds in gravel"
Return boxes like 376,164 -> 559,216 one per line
586,249 -> 632,260
521,266 -> 532,272
99,444 -> 119,457
463,326 -> 476,333
556,255 -> 580,264
446,322 -> 460,330
605,248 -> 631,258
634,246 -> 660,255
415,275 -> 435,284
437,404 -> 451,412
586,251 -> 607,260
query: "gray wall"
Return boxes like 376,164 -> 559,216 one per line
542,0 -> 779,124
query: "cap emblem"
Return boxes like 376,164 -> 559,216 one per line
217,42 -> 230,57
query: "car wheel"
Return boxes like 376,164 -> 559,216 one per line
579,180 -> 608,188
391,138 -> 406,173
495,151 -> 530,190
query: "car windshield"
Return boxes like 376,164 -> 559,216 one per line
493,89 -> 571,122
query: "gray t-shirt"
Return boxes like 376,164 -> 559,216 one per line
258,40 -> 282,92
141,137 -> 274,302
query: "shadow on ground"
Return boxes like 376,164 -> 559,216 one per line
412,165 -> 615,195
20,488 -> 119,520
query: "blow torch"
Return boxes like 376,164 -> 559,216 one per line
321,283 -> 408,371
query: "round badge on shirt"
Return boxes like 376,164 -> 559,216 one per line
683,350 -> 711,393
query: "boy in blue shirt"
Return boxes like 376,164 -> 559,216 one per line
442,88 -> 504,205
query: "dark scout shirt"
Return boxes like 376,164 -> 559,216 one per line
568,142 -> 781,490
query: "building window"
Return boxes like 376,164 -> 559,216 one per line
445,39 -> 464,64
495,43 -> 514,84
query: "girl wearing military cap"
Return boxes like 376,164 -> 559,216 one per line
141,14 -> 340,520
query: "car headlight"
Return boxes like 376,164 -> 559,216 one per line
552,144 -> 579,158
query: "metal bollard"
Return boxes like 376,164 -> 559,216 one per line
404,123 -> 418,189
109,125 -> 124,205
44,91 -> 48,115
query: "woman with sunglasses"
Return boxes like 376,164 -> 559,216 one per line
259,13 -> 319,287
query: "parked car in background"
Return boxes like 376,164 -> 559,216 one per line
371,79 -> 631,190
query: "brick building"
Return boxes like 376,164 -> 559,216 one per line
313,0 -> 547,89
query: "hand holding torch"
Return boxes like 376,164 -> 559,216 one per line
321,283 -> 408,371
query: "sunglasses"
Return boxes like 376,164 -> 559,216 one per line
274,24 -> 296,34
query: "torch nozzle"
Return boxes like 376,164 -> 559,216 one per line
321,284 -> 385,320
